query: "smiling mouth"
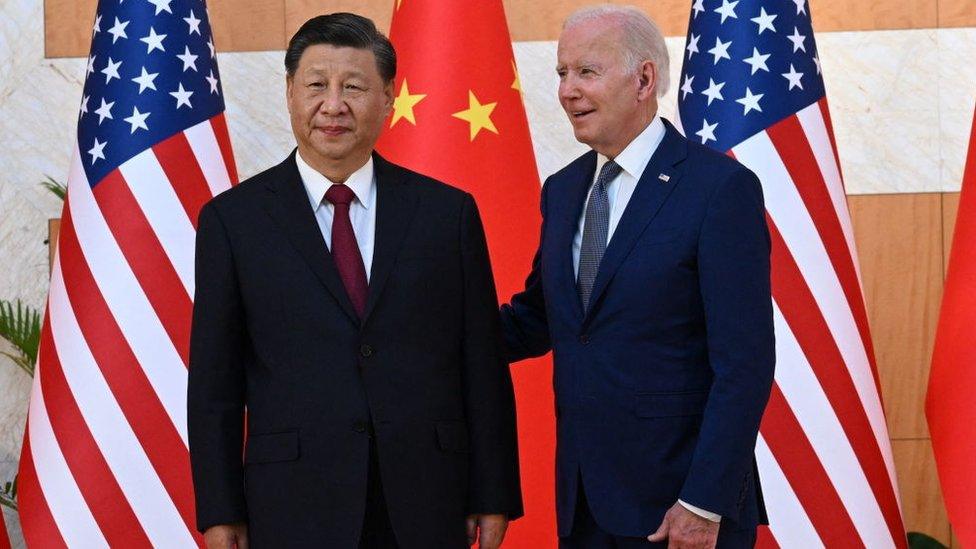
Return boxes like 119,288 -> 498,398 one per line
571,109 -> 595,120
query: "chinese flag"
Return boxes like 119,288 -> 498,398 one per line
375,1 -> 555,547
927,106 -> 976,547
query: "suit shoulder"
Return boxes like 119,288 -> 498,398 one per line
392,162 -> 473,207
541,150 -> 593,192
204,162 -> 277,212
683,138 -> 756,182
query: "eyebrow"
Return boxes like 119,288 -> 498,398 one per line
303,67 -> 368,79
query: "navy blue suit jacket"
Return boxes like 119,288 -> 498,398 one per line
501,119 -> 775,537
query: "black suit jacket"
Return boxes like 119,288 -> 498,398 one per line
188,151 -> 522,548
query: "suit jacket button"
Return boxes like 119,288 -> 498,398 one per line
353,421 -> 368,433
579,335 -> 590,345
360,344 -> 374,358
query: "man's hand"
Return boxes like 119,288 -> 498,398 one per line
647,502 -> 719,548
465,513 -> 508,548
203,523 -> 248,549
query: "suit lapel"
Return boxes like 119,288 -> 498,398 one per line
552,151 -> 597,323
362,153 -> 418,323
583,121 -> 688,325
261,151 -> 360,325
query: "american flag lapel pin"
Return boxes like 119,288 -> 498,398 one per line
659,173 -> 671,183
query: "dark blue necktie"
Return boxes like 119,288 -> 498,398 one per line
578,160 -> 622,311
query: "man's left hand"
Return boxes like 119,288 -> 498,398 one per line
465,513 -> 508,548
647,502 -> 719,548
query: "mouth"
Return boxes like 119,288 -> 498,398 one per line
570,109 -> 595,121
316,125 -> 351,136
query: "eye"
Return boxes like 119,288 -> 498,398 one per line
308,81 -> 323,89
344,83 -> 365,91
556,69 -> 567,79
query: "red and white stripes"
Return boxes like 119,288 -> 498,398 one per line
732,100 -> 906,548
19,115 -> 236,547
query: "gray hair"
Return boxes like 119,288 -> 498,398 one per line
563,5 -> 670,97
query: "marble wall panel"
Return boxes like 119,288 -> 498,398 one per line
821,29 -> 941,194
938,30 -> 976,192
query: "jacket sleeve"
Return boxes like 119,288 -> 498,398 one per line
458,193 -> 524,519
187,202 -> 248,532
678,168 -> 776,521
499,179 -> 552,363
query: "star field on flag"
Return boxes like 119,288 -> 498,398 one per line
679,0 -> 824,151
78,0 -> 224,185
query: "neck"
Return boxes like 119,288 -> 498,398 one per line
596,109 -> 657,159
297,147 -> 370,184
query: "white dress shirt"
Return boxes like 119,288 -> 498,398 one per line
572,117 -> 722,524
295,151 -> 377,282
573,116 -> 666,276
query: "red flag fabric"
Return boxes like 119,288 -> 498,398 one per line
375,1 -> 554,546
0,508 -> 10,549
927,106 -> 976,546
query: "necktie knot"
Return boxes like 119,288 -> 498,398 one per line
596,160 -> 622,190
325,184 -> 356,207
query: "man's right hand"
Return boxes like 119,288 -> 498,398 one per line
204,523 -> 248,549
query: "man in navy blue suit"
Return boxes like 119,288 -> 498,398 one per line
501,5 -> 775,548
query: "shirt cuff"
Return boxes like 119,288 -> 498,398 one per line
678,499 -> 721,523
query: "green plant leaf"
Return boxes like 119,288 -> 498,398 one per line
40,175 -> 67,201
0,300 -> 41,374
907,532 -> 948,549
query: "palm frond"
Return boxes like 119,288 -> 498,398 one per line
0,300 -> 41,375
40,175 -> 67,201
0,475 -> 16,511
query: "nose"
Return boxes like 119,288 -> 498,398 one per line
319,88 -> 348,116
558,74 -> 580,103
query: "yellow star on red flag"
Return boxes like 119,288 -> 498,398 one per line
511,60 -> 522,93
451,91 -> 498,141
390,79 -> 426,128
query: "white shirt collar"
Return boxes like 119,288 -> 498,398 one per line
596,115 -> 666,179
295,150 -> 375,210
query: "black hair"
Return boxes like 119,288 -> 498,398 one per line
284,13 -> 396,83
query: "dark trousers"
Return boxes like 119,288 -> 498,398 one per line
559,475 -> 756,549
359,437 -> 398,549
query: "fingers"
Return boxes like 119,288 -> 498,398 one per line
477,515 -> 508,549
647,516 -> 669,542
466,515 -> 479,546
234,526 -> 249,549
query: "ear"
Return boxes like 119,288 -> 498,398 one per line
285,75 -> 294,113
636,60 -> 657,101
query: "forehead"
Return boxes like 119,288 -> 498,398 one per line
557,18 -> 624,66
295,44 -> 380,77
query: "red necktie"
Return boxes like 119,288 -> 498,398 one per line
325,184 -> 368,318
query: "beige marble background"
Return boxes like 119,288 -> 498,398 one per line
0,0 -> 974,542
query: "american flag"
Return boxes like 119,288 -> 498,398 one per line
678,1 -> 906,547
17,0 -> 236,545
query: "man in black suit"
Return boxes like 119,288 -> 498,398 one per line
188,13 -> 522,549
